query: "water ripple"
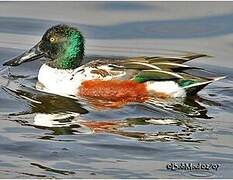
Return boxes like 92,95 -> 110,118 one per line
1,13 -> 233,39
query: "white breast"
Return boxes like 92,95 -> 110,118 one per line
37,64 -> 109,96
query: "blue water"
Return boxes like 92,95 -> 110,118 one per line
0,2 -> 233,178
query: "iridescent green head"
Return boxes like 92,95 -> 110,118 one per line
3,24 -> 85,70
40,24 -> 85,69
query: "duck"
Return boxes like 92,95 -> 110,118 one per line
3,24 -> 225,105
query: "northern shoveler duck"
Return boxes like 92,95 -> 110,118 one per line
3,24 -> 225,105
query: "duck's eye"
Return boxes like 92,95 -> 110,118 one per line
50,37 -> 56,43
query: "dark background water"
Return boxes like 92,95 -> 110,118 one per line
0,2 -> 233,178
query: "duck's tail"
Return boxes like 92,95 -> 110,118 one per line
183,76 -> 226,96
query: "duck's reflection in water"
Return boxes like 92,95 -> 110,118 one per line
3,84 -> 218,142
31,112 -> 207,142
